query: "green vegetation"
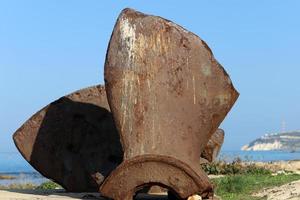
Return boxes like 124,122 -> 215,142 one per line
201,158 -> 272,175
201,158 -> 300,200
0,183 -> 36,190
1,160 -> 299,200
0,181 -> 62,190
212,173 -> 300,200
36,181 -> 62,190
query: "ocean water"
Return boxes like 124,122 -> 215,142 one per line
0,152 -> 34,173
0,172 -> 47,186
1,151 -> 300,186
219,150 -> 300,162
0,152 -> 48,186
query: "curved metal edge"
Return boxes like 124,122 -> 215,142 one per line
12,84 -> 108,191
100,155 -> 213,200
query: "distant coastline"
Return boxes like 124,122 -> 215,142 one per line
241,131 -> 300,152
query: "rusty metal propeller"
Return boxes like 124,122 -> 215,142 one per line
100,8 -> 238,200
12,8 -> 238,200
13,84 -> 226,194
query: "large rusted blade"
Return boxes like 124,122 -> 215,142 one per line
201,129 -> 225,163
13,85 -> 123,192
101,8 -> 239,200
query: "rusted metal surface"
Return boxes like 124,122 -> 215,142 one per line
149,128 -> 225,194
13,83 -> 225,194
101,8 -> 239,200
201,129 -> 225,163
13,7 -> 238,199
13,85 -> 123,192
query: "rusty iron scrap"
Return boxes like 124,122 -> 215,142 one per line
201,129 -> 225,163
13,85 -> 123,192
13,8 -> 239,200
101,8 -> 238,200
13,84 -> 226,194
149,128 -> 225,195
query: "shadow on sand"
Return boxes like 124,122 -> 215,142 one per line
2,189 -> 169,200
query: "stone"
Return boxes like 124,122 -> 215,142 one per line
188,195 -> 202,200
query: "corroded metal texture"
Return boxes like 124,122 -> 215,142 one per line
13,85 -> 123,192
101,8 -> 239,200
13,83 -> 225,194
201,129 -> 225,163
149,128 -> 225,194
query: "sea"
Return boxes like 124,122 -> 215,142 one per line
0,151 -> 300,186
0,152 -> 48,186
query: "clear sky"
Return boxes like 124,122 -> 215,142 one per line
1,1 -> 300,152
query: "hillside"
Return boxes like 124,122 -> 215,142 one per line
241,131 -> 300,151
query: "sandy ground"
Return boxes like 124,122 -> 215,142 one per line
253,160 -> 300,174
0,190 -> 102,200
253,179 -> 300,200
250,161 -> 300,200
1,161 -> 299,200
0,190 -> 221,200
0,190 -> 171,200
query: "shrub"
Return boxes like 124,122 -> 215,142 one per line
201,157 -> 271,175
0,183 -> 36,190
36,181 -> 62,190
215,175 -> 245,193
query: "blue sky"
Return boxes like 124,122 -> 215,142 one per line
1,1 -> 300,152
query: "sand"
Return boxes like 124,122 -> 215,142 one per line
253,160 -> 300,174
250,160 -> 300,200
0,190 -> 183,200
1,161 -> 300,200
0,190 -> 104,200
253,180 -> 300,200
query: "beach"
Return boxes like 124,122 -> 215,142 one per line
1,152 -> 300,199
253,160 -> 300,174
0,190 -> 172,200
254,179 -> 300,200
0,161 -> 300,199
251,160 -> 300,199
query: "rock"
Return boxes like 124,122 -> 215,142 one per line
13,85 -> 123,192
201,129 -> 225,162
188,195 -> 202,200
147,186 -> 167,194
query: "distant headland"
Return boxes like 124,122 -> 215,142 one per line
241,131 -> 300,152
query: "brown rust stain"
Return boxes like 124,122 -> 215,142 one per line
102,8 -> 239,200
